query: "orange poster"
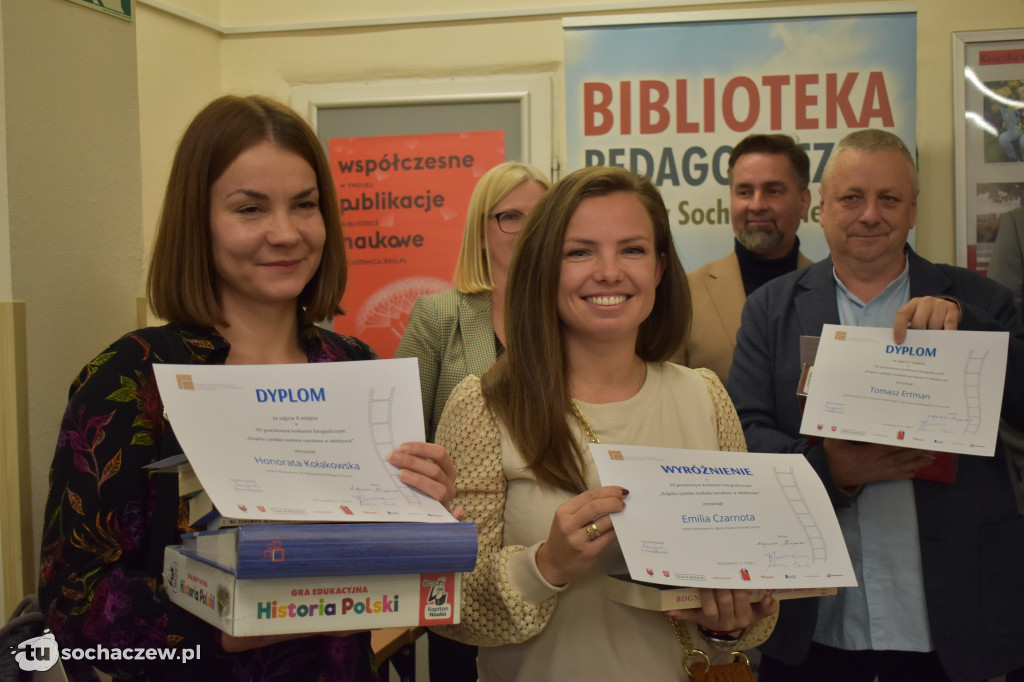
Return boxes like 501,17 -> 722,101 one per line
329,131 -> 505,357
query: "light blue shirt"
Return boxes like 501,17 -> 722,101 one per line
812,256 -> 934,652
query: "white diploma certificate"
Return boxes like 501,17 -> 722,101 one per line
152,359 -> 455,523
591,444 -> 855,590
799,324 -> 1009,456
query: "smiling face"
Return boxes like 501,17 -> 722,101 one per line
209,140 -> 326,318
819,148 -> 917,277
730,152 -> 810,259
485,179 -> 547,287
557,191 -> 666,352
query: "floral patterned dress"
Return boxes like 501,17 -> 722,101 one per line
39,325 -> 379,681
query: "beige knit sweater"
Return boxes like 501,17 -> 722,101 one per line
432,363 -> 777,681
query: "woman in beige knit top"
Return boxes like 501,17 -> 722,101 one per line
431,166 -> 778,681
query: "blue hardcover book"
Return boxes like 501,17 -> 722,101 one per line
181,522 -> 478,579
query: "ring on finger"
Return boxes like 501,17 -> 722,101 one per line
585,521 -> 601,541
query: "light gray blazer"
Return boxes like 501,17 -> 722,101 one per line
395,289 -> 497,442
990,205 -> 1024,317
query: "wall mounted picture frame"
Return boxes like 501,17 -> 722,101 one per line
953,28 -> 1024,273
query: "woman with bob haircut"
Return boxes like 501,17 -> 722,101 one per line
396,160 -> 548,681
38,94 -> 458,681
146,95 -> 348,329
430,166 -> 778,681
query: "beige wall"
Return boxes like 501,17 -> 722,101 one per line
216,0 -> 700,25
0,0 -> 9,618
1,0 -> 143,610
0,2 -> 8,303
136,8 -> 220,259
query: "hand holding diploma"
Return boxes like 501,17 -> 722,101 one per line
799,323 -> 1008,457
896,299 -> 1024,435
893,296 -> 962,344
824,439 -> 936,492
590,445 -> 855,590
817,298 -> 965,491
388,442 -> 464,519
535,486 -> 629,587
153,360 -> 465,523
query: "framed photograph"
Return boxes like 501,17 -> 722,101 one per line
953,28 -> 1024,273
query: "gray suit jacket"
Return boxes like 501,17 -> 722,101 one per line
727,248 -> 1024,682
395,289 -> 497,442
990,205 -> 1024,317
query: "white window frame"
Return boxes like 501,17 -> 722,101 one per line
291,74 -> 554,175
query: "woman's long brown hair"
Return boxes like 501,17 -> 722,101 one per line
481,166 -> 691,493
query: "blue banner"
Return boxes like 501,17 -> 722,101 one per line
565,11 -> 916,270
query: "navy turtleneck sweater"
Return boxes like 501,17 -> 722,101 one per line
735,236 -> 802,296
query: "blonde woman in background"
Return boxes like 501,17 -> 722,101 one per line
395,161 -> 549,680
397,161 -> 549,441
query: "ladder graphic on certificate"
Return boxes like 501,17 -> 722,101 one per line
774,467 -> 827,562
962,350 -> 987,436
368,386 -> 420,505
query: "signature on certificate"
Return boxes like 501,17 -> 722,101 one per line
917,414 -> 971,434
640,540 -> 668,555
350,483 -> 401,507
821,402 -> 845,414
757,539 -> 806,549
762,550 -> 811,568
355,494 -> 400,507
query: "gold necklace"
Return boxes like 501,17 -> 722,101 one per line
569,362 -> 648,445
570,399 -> 600,444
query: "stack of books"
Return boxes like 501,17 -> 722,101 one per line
147,359 -> 481,636
164,520 -> 476,636
180,521 -> 478,579
150,455 -> 477,635
147,454 -> 233,527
